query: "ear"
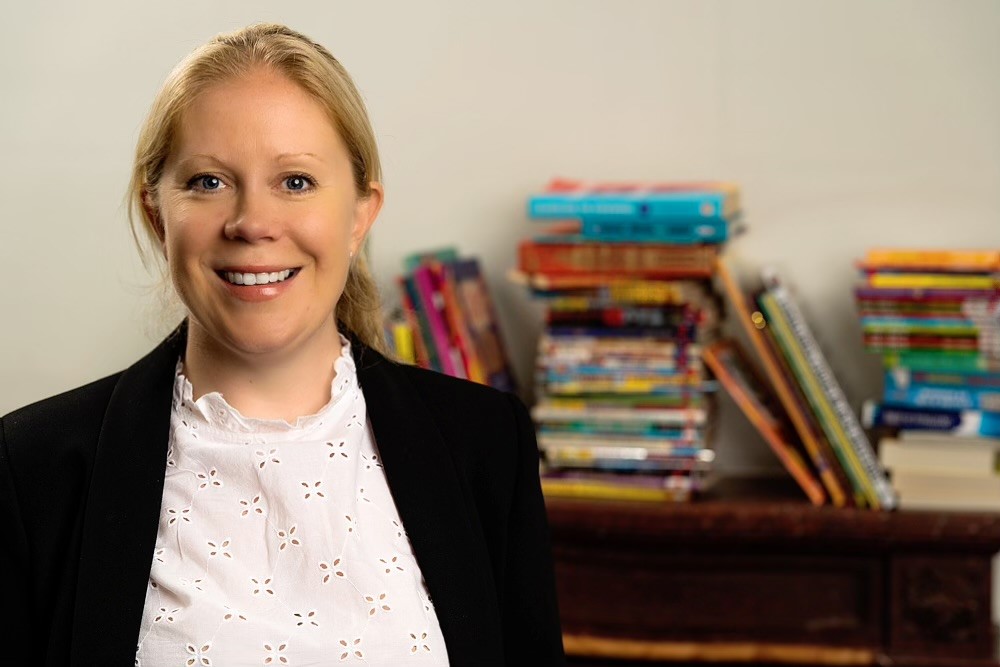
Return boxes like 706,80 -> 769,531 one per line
349,181 -> 384,255
142,188 -> 166,247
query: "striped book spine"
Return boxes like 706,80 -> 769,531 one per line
764,275 -> 897,509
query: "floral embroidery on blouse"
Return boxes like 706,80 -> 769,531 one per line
135,337 -> 448,665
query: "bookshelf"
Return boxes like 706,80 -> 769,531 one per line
548,476 -> 1000,666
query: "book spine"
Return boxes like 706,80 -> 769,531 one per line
391,321 -> 416,365
886,368 -> 1000,389
861,400 -> 1000,438
765,283 -> 896,509
882,383 -> 1000,412
518,241 -> 716,278
759,292 -> 874,507
702,343 -> 826,506
867,273 -> 998,290
529,192 -> 732,222
403,275 -> 443,373
397,276 -> 433,370
713,260 -> 849,507
862,248 -> 1000,271
540,441 -> 705,461
412,266 -> 462,378
440,263 -> 487,384
757,321 -> 856,506
540,478 -> 692,502
532,405 -> 707,425
579,218 -> 731,244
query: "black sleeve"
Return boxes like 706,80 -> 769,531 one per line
501,393 -> 566,666
0,417 -> 34,662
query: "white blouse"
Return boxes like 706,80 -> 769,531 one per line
135,338 -> 449,666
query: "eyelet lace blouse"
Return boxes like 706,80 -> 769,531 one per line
134,338 -> 449,666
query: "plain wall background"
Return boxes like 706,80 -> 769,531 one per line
2,0 -> 999,615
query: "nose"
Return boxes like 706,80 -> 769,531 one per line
224,187 -> 283,242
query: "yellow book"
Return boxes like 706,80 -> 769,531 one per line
760,292 -> 878,508
863,248 -> 1000,272
868,273 -> 997,290
541,479 -> 690,502
392,322 -> 416,365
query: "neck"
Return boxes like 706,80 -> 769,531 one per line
182,319 -> 344,423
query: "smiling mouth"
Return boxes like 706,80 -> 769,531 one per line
218,268 -> 301,286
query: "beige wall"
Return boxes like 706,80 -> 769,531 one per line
2,0 -> 999,613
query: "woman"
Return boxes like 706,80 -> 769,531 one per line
0,23 -> 564,666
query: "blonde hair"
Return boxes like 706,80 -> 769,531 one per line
128,23 -> 387,353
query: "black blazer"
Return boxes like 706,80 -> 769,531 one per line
0,326 -> 565,666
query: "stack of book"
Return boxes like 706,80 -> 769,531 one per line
389,247 -> 518,393
714,263 -> 897,509
514,179 -> 740,502
854,248 -> 1000,511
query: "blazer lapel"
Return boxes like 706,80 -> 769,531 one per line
354,344 -> 504,666
70,326 -> 184,665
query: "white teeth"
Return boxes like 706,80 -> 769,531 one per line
223,269 -> 294,286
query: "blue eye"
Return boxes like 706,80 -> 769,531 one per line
189,175 -> 223,191
284,175 -> 314,192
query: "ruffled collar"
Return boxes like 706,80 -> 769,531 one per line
172,335 -> 358,436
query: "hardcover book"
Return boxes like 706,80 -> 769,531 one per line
528,178 -> 740,222
703,340 -> 826,506
714,259 -> 849,507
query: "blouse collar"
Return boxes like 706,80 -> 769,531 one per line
172,334 -> 358,436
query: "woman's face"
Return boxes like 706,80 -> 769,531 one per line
155,69 -> 382,360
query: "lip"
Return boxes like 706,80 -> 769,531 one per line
215,266 -> 301,303
217,265 -> 299,273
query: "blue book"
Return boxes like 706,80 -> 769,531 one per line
882,374 -> 1000,412
862,400 -> 1000,437
528,180 -> 739,222
573,217 -> 740,244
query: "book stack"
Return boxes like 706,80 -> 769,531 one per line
515,179 -> 740,502
854,248 -> 1000,511
389,247 -> 518,392
715,263 -> 897,509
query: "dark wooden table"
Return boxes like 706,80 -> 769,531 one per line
546,477 -> 1000,666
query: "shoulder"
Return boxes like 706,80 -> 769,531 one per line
377,361 -> 533,491
1,372 -> 123,470
393,361 -> 528,435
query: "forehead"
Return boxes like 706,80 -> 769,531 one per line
169,69 -> 346,161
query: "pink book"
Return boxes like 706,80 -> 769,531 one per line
412,265 -> 464,378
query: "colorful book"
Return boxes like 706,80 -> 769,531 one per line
885,368 -> 1000,389
518,240 -> 717,278
862,400 -> 1000,437
528,178 -> 740,222
412,265 -> 465,379
756,315 -> 857,506
703,340 -> 826,506
573,217 -> 738,244
439,263 -> 487,385
864,273 -> 998,291
882,350 -> 1000,374
399,275 -> 440,372
863,333 -> 980,352
449,259 -> 518,393
714,259 -> 849,507
757,290 -> 876,507
860,248 -> 1000,273
759,276 -> 896,509
765,272 -> 896,509
882,380 -> 1000,412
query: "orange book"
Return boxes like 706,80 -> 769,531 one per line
715,259 -> 849,507
860,248 -> 1000,273
703,340 -> 826,506
518,240 -> 717,278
